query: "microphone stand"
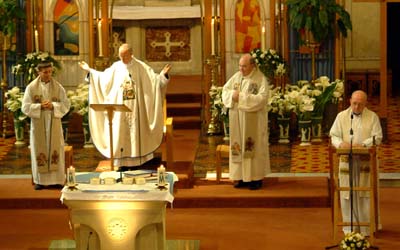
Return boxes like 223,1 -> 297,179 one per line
349,114 -> 354,233
326,113 -> 354,249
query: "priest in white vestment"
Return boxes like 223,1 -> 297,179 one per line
222,54 -> 270,190
22,62 -> 71,190
79,43 -> 171,167
330,90 -> 382,236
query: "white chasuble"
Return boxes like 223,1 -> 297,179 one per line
22,77 -> 70,185
87,58 -> 168,167
222,69 -> 271,182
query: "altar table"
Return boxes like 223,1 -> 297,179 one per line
61,179 -> 174,250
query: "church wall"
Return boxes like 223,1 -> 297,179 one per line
119,19 -> 203,75
345,1 -> 380,70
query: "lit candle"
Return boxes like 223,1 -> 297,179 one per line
157,164 -> 166,187
261,25 -> 266,51
98,20 -> 103,57
211,17 -> 215,55
67,165 -> 76,187
34,30 -> 39,53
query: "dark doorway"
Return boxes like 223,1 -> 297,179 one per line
388,3 -> 400,96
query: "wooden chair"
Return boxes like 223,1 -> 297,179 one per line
329,145 -> 379,243
215,144 -> 229,183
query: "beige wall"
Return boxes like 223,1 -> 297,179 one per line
345,1 -> 380,70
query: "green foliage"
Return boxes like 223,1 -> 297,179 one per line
286,0 -> 352,44
0,0 -> 25,36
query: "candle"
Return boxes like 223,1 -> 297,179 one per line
157,164 -> 166,187
34,30 -> 39,53
261,25 -> 266,51
211,17 -> 215,55
98,20 -> 103,57
67,166 -> 76,187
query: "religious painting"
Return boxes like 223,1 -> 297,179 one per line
235,0 -> 261,53
145,26 -> 190,62
53,0 -> 79,55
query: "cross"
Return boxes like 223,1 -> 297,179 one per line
150,32 -> 185,57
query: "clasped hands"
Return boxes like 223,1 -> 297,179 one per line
41,100 -> 53,110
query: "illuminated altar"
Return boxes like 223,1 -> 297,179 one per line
61,182 -> 174,250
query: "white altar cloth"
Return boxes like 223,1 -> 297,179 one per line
60,172 -> 177,250
61,182 -> 174,203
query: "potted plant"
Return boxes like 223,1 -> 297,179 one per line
4,86 -> 28,145
286,0 -> 352,45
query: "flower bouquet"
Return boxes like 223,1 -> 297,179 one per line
4,86 -> 27,123
209,85 -> 228,123
250,48 -> 288,79
340,232 -> 370,250
310,76 -> 345,117
268,86 -> 296,119
70,83 -> 89,123
287,82 -> 315,121
5,86 -> 28,144
12,51 -> 61,84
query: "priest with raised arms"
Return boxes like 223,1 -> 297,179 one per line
79,43 -> 171,168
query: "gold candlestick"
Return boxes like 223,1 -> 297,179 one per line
207,55 -> 221,135
1,35 -> 12,138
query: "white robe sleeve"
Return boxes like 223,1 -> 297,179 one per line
52,87 -> 70,118
22,85 -> 42,119
238,77 -> 268,112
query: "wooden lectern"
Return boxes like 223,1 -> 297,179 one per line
90,104 -> 132,171
329,145 -> 379,243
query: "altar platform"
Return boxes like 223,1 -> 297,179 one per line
0,177 -> 400,250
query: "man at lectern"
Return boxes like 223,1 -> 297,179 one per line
79,43 -> 171,167
329,90 -> 383,236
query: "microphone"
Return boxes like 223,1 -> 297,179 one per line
350,113 -> 354,139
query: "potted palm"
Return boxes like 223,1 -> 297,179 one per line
286,0 -> 352,45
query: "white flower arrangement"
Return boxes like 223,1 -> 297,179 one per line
250,48 -> 288,78
4,86 -> 27,122
340,232 -> 370,250
268,86 -> 296,118
307,76 -> 345,116
12,51 -> 61,84
287,82 -> 315,121
69,83 -> 89,123
209,85 -> 228,122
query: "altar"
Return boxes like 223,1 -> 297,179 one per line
61,173 -> 176,250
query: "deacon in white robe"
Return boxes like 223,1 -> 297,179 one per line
79,43 -> 171,167
22,62 -> 70,190
222,54 -> 270,190
330,90 -> 382,236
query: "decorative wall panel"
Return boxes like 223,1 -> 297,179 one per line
145,26 -> 190,62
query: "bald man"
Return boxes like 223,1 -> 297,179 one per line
330,90 -> 383,236
222,54 -> 271,190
